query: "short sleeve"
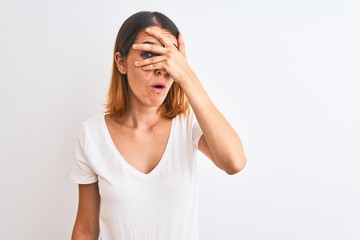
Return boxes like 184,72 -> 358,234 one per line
70,124 -> 98,184
189,110 -> 203,150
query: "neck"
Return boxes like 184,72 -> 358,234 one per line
118,101 -> 165,130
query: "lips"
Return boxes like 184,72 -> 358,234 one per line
151,83 -> 166,89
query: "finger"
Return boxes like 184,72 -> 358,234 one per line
134,55 -> 166,67
132,43 -> 167,55
178,33 -> 187,58
141,62 -> 165,71
146,28 -> 176,49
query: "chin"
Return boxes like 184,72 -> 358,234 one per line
146,98 -> 166,108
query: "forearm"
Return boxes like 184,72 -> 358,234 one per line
180,70 -> 247,172
71,226 -> 99,240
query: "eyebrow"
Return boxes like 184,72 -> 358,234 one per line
142,41 -> 179,50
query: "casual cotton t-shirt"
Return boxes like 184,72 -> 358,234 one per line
70,111 -> 203,240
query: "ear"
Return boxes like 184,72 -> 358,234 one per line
114,52 -> 127,74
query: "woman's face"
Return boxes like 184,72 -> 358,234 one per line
122,26 -> 178,109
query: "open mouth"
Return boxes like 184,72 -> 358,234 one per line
151,83 -> 166,89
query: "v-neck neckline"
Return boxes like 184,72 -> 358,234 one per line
101,113 -> 174,179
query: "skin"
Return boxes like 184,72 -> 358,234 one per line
72,26 -> 247,239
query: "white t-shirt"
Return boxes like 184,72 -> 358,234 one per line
70,112 -> 203,240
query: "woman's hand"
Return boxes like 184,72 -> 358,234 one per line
132,28 -> 194,85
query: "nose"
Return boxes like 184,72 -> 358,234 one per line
154,68 -> 168,77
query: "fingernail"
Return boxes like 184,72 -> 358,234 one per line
146,28 -> 151,32
135,61 -> 139,66
133,44 -> 138,48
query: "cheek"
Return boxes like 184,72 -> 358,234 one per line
127,64 -> 146,80
126,66 -> 152,91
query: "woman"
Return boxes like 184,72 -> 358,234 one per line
71,11 -> 247,240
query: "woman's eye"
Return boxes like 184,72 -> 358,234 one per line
141,51 -> 160,59
141,52 -> 154,59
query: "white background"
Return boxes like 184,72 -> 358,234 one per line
1,0 -> 359,239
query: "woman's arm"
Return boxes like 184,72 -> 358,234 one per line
175,33 -> 246,175
71,183 -> 100,240
182,73 -> 247,175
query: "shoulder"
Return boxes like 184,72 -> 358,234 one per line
172,110 -> 200,136
172,111 -> 191,129
173,109 -> 196,125
78,113 -> 106,138
82,113 -> 105,129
